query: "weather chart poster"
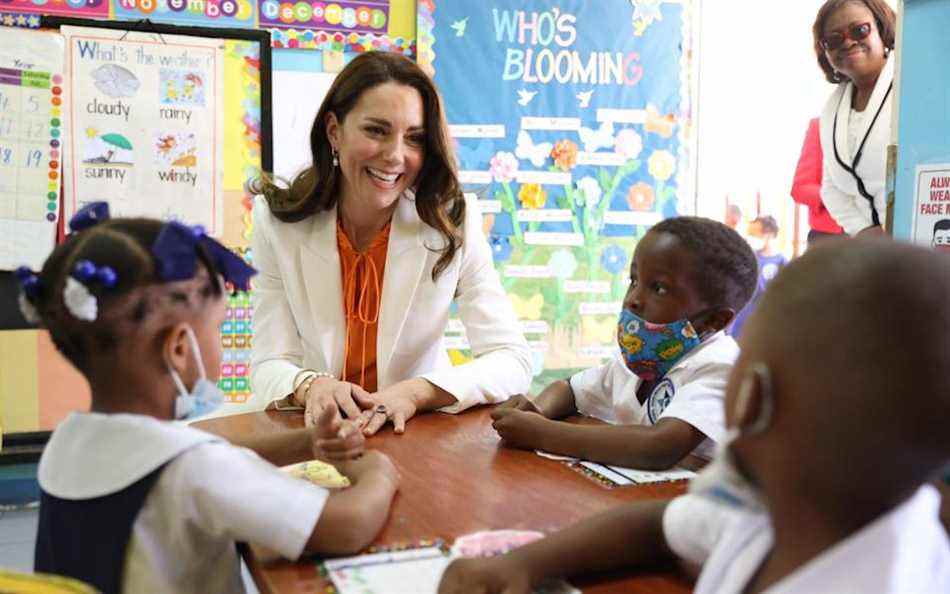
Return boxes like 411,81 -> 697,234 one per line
426,0 -> 695,374
62,26 -> 225,234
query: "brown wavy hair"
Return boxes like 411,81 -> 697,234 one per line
251,51 -> 465,280
813,0 -> 896,84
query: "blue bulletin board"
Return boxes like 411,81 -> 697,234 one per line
421,0 -> 697,376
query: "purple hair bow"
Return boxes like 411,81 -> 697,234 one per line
151,222 -> 256,291
69,202 -> 110,233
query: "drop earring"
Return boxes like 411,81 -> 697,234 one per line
332,148 -> 339,167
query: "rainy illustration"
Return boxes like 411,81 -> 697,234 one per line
154,132 -> 197,168
83,127 -> 134,166
159,68 -> 205,106
90,64 -> 141,98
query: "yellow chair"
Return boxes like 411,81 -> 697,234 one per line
0,570 -> 98,594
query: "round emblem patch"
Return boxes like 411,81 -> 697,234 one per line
647,378 -> 675,423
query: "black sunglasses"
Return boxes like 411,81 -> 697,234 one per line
821,22 -> 873,51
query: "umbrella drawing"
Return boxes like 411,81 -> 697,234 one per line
84,132 -> 132,165
90,64 -> 141,98
101,133 -> 132,151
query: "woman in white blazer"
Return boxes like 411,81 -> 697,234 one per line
813,0 -> 896,237
250,52 -> 531,435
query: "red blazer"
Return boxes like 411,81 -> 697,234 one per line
791,118 -> 844,234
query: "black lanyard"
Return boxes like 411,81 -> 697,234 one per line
832,81 -> 893,228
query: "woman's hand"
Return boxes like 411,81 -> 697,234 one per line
311,404 -> 365,462
353,383 -> 420,436
298,377 -> 371,429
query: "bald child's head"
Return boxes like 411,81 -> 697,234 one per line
728,239 -> 950,509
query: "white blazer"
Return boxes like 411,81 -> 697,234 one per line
819,57 -> 894,236
249,192 -> 532,413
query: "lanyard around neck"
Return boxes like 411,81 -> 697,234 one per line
831,81 -> 893,228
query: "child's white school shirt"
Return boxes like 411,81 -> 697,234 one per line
663,485 -> 950,594
38,412 -> 329,594
568,331 -> 737,458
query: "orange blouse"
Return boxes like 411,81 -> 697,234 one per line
337,220 -> 391,392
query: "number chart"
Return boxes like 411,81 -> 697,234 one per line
0,28 -> 64,270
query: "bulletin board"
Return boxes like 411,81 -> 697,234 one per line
421,0 -> 698,378
0,17 -> 271,434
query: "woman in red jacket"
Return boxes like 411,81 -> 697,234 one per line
791,118 -> 844,244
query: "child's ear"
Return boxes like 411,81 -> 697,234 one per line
163,322 -> 192,377
699,307 -> 735,335
732,363 -> 774,435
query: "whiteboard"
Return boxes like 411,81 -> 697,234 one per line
272,70 -> 336,182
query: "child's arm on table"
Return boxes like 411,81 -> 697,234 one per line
305,450 -> 400,555
491,409 -> 703,470
495,379 -> 578,419
439,499 -> 674,594
203,406 -> 364,467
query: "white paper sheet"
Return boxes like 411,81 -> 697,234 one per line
271,70 -> 336,182
579,460 -> 696,486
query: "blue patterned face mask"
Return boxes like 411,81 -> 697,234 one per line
167,326 -> 223,421
616,308 -> 708,381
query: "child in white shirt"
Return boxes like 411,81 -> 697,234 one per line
440,239 -> 950,594
492,217 -> 758,468
19,204 -> 399,594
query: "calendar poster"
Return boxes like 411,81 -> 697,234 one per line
0,28 -> 66,270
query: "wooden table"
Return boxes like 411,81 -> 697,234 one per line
195,407 -> 694,594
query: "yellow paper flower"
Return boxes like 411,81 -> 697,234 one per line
550,139 -> 579,171
648,150 -> 676,182
518,183 -> 547,209
510,293 -> 545,320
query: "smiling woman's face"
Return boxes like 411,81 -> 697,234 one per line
823,1 -> 887,83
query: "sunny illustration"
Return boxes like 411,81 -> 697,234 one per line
82,127 -> 134,166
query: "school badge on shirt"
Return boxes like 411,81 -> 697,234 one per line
647,378 -> 675,424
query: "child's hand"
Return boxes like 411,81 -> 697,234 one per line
489,408 -> 550,450
312,403 -> 365,462
439,557 -> 531,594
494,394 -> 544,415
336,450 -> 401,489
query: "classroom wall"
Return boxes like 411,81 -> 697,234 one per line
891,0 -> 950,241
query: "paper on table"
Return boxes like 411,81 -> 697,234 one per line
326,547 -> 451,594
579,461 -> 695,486
325,544 -> 580,594
281,459 -> 350,489
535,450 -> 579,462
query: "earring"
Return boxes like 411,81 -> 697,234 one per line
331,148 -> 339,167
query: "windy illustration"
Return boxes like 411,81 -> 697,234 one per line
154,132 -> 198,168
